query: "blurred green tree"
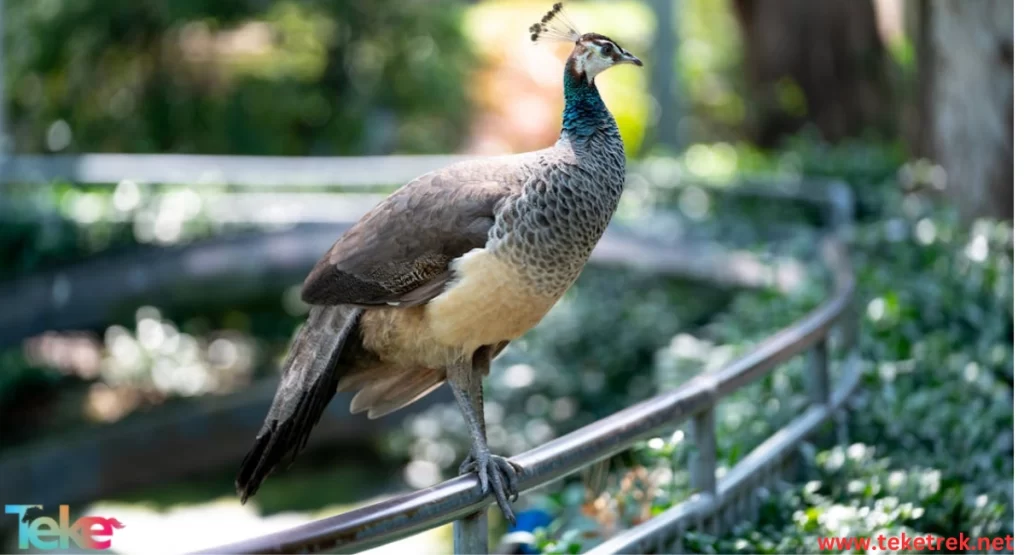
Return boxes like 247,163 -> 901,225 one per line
5,0 -> 474,155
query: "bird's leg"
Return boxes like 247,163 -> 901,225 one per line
449,348 -> 523,523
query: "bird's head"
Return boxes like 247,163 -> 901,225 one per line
529,2 -> 642,85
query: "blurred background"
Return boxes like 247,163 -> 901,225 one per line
0,0 -> 1012,553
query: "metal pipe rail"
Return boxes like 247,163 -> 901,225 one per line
198,181 -> 858,554
0,153 -> 474,188
0,152 -> 852,204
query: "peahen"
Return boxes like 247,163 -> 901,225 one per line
235,2 -> 642,522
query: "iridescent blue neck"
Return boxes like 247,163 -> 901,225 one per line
561,62 -> 612,140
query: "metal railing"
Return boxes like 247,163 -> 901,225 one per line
175,176 -> 858,554
0,153 -> 474,188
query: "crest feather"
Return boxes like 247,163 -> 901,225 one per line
529,2 -> 580,43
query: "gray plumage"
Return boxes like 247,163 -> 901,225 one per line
491,124 -> 626,296
301,129 -> 625,307
237,14 -> 641,523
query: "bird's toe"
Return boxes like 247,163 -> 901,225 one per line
488,462 -> 517,524
477,459 -> 491,495
459,453 -> 477,475
493,456 -> 522,501
461,451 -> 522,523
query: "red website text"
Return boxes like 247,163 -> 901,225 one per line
817,533 -> 1013,552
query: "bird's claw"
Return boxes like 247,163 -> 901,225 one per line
460,452 -> 523,523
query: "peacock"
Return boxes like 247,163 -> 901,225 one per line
235,2 -> 643,522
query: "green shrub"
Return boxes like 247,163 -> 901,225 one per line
532,167 -> 1012,553
7,0 -> 473,155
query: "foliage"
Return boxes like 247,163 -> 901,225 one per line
6,0 -> 473,155
529,160 -> 1012,552
674,205 -> 1012,554
0,181 -> 221,278
678,0 -> 747,141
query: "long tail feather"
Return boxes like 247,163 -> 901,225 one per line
235,305 -> 363,503
357,367 -> 447,420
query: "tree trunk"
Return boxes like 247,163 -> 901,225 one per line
731,0 -> 893,146
917,0 -> 1013,220
646,0 -> 683,151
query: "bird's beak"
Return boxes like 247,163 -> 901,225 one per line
620,50 -> 643,67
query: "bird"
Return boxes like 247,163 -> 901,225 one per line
234,2 -> 642,524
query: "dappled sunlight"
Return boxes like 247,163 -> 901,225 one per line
23,332 -> 103,380
17,304 -> 261,428
80,500 -> 312,554
97,306 -> 256,399
683,143 -> 740,181
84,498 -> 450,555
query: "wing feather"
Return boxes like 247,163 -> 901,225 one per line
301,160 -> 524,307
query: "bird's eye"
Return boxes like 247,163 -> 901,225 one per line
601,44 -> 613,56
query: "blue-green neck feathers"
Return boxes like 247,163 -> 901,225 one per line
561,62 -> 613,140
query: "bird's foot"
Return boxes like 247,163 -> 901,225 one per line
460,451 -> 523,523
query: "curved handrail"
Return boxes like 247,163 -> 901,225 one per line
588,352 -> 862,554
199,238 -> 855,554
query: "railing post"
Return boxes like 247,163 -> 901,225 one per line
454,510 -> 489,554
825,182 -> 858,355
688,407 -> 717,532
805,340 -> 834,443
805,341 -> 831,405
835,305 -> 858,447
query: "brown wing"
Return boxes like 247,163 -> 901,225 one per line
301,162 -> 520,307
